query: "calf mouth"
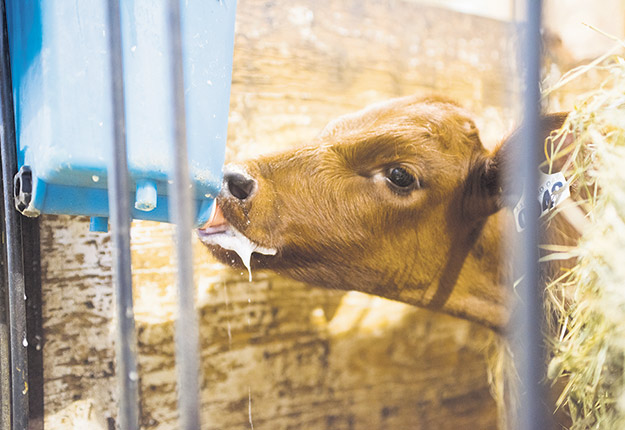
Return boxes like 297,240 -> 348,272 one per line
196,203 -> 278,275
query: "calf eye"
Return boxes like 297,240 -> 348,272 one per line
386,167 -> 418,191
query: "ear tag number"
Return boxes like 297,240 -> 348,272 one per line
514,172 -> 570,232
538,172 -> 570,216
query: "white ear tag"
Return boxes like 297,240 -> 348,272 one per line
514,171 -> 570,233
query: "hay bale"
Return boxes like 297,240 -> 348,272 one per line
546,54 -> 625,429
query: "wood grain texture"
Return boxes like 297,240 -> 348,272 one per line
40,1 -> 520,428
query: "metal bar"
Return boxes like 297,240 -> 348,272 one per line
0,1 -> 29,428
105,1 -> 140,429
22,217 -> 43,430
166,1 -> 202,429
0,187 -> 10,430
511,0 -> 552,429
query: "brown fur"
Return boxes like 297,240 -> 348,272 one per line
204,95 -> 572,332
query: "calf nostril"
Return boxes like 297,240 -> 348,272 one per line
224,172 -> 256,200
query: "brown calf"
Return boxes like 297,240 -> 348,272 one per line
198,95 -> 572,332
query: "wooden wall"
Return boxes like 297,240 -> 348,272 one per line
40,1 -> 519,429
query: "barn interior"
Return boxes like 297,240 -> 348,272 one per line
32,1 -> 625,429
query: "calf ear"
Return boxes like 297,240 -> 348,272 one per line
463,113 -> 569,220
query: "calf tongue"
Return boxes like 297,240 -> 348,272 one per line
203,203 -> 227,229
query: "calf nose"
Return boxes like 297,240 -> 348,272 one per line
223,170 -> 256,200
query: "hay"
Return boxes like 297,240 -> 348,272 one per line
545,53 -> 625,429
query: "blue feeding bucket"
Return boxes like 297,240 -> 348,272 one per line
5,0 -> 237,231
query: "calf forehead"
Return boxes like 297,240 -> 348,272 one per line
322,98 -> 480,154
253,97 -> 484,184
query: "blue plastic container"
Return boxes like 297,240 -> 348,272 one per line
5,0 -> 237,228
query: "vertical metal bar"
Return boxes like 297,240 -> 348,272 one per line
166,1 -> 202,429
105,1 -> 140,429
0,187 -> 10,430
0,207 -> 10,430
0,1 -> 28,429
511,0 -> 551,429
22,217 -> 43,430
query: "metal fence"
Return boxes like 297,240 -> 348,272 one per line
0,0 -> 548,429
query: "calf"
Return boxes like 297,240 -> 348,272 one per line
198,95 -> 572,332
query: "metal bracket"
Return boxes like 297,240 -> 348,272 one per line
13,166 -> 32,214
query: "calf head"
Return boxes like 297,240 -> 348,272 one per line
199,95 -> 568,331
